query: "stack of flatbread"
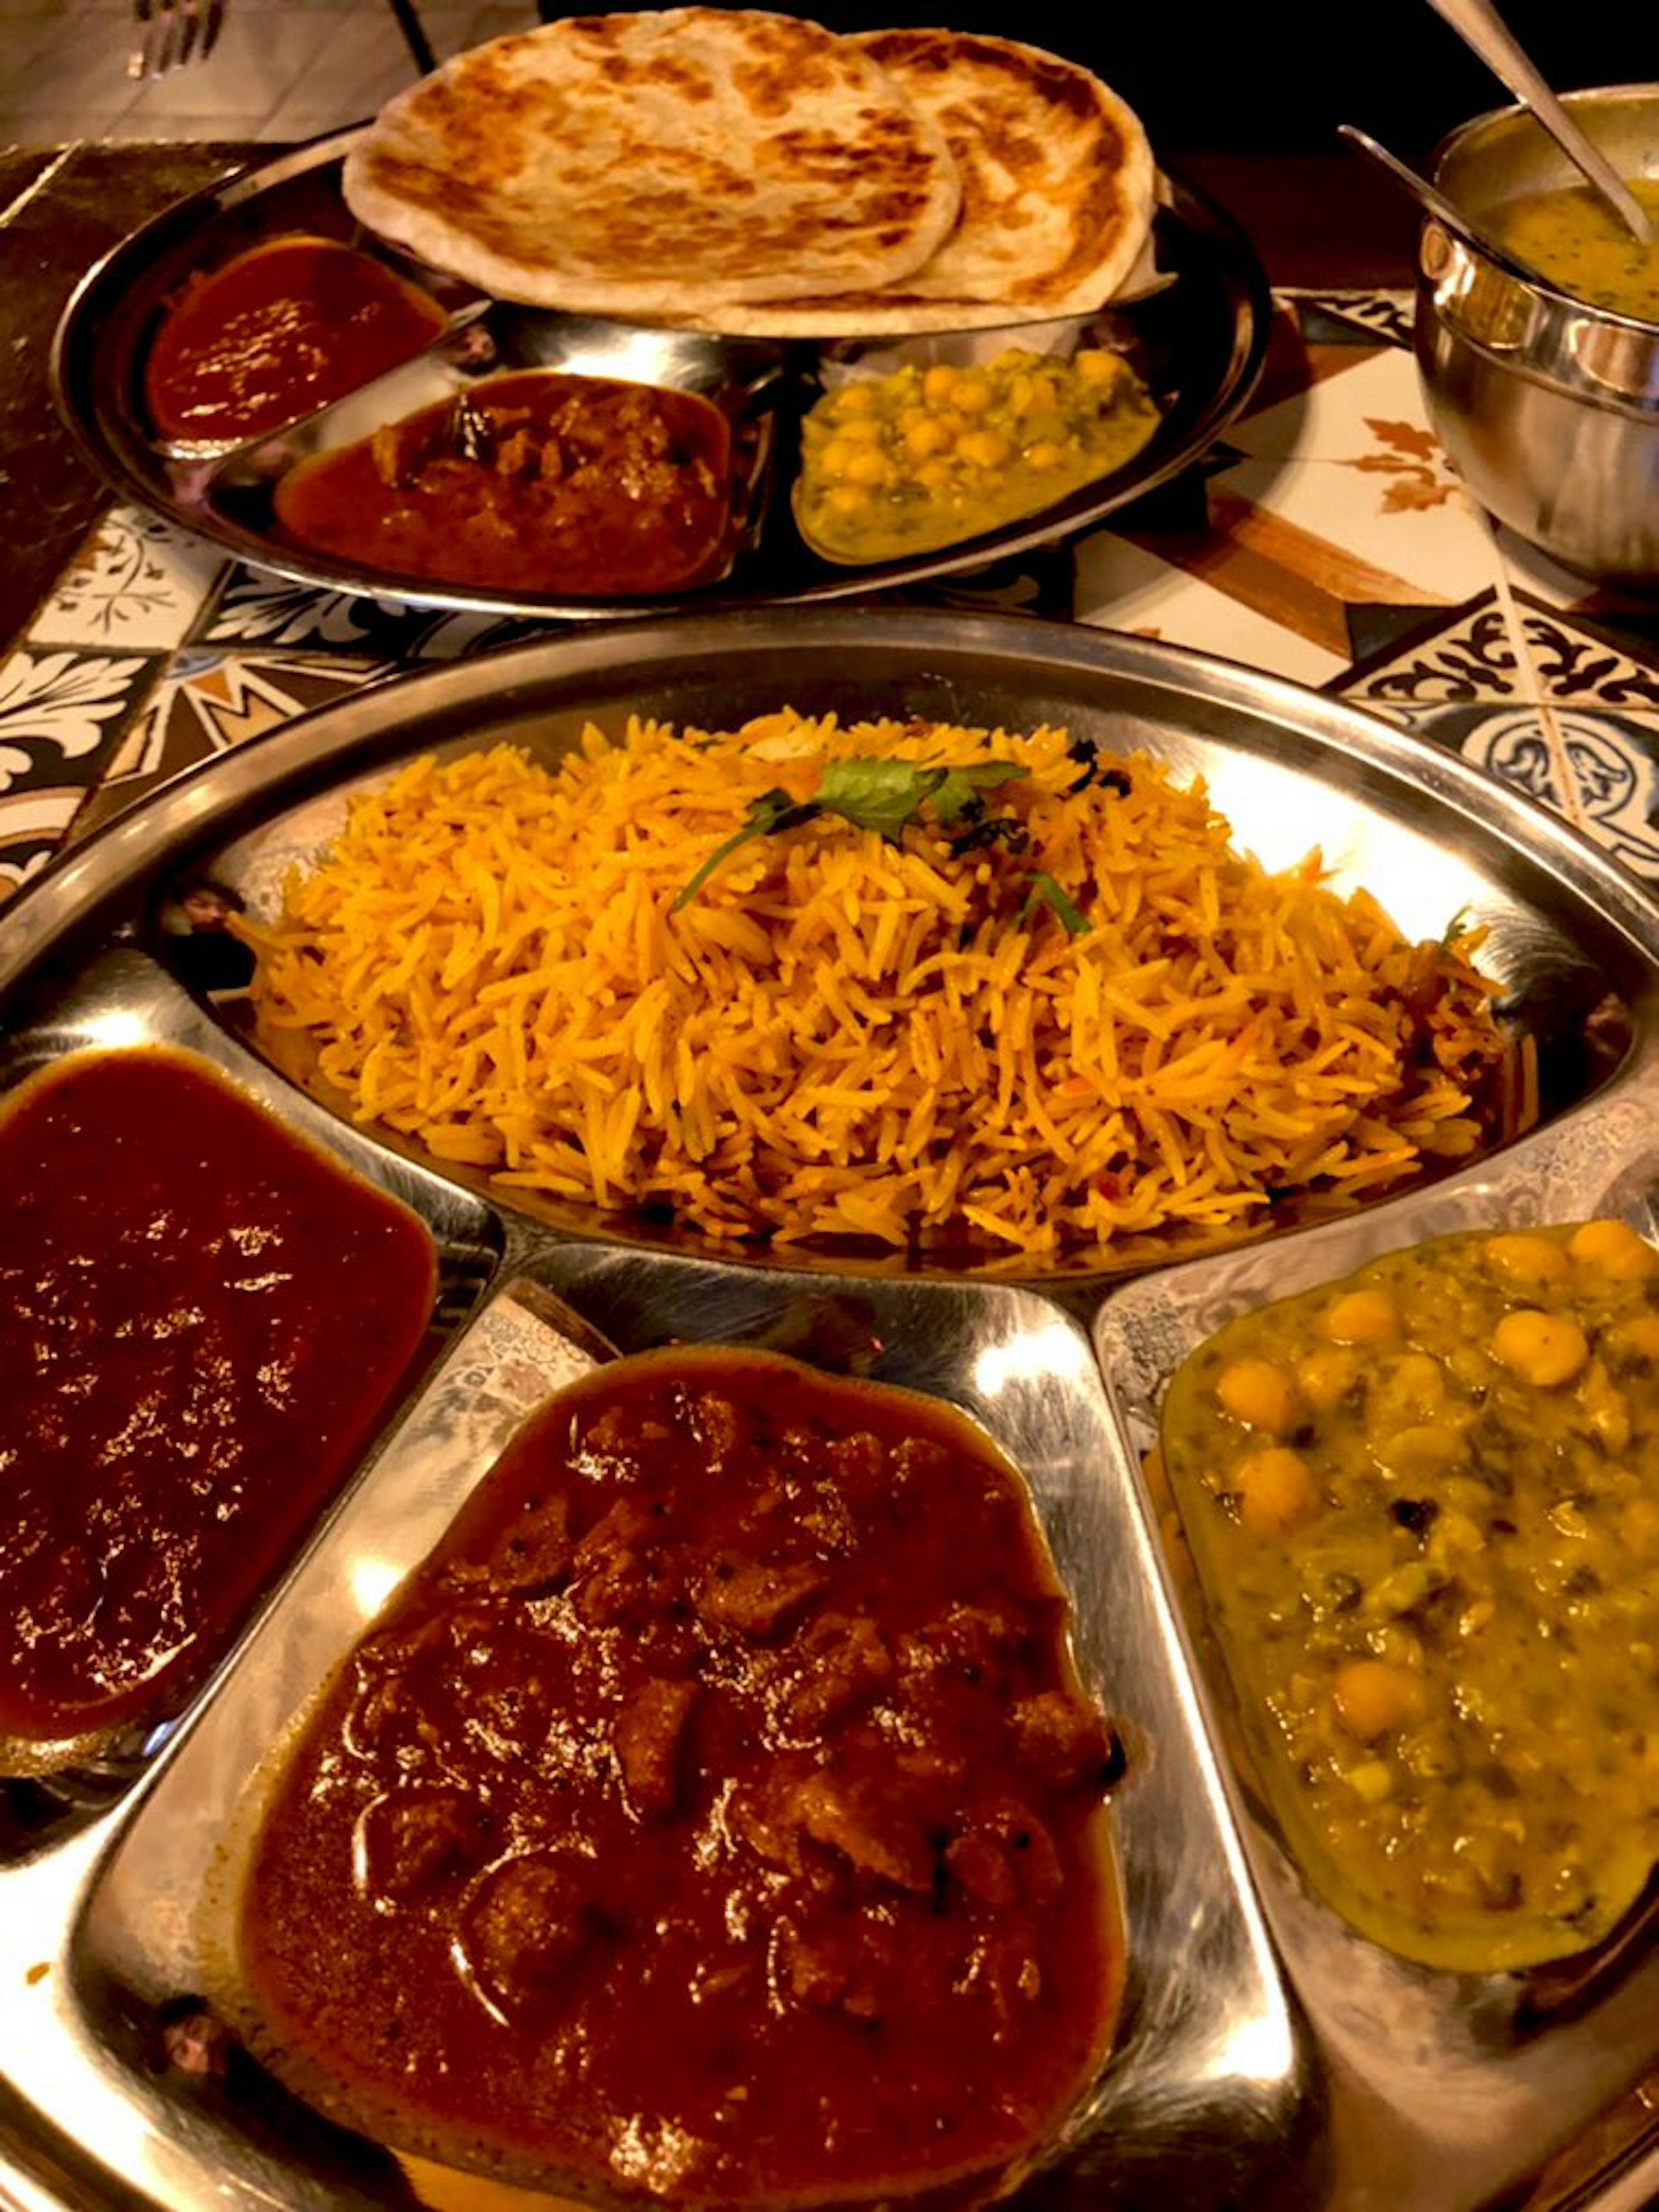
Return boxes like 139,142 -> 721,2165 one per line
341,9 -> 1157,335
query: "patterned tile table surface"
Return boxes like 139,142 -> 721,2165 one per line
3,139 -> 1659,2212
3,152 -> 1659,910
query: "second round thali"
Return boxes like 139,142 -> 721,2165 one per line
49,128 -> 1270,621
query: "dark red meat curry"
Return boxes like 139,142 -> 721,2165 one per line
271,371 -> 735,596
0,1047 -> 436,1745
238,1346 -> 1123,2207
143,235 -> 447,443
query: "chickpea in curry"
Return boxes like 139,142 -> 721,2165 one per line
1157,1218 -> 1659,1974
793,346 -> 1161,564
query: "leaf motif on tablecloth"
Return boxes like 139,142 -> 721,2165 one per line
1345,600 -> 1522,707
0,650 -> 148,792
26,508 -> 224,654
1517,606 -> 1659,709
0,841 -> 59,909
1463,707 -> 1659,880
1287,291 -> 1416,348
1343,419 -> 1460,514
1367,421 -> 1439,461
201,568 -> 428,651
418,613 -> 556,662
57,510 -> 168,594
1470,715 -> 1558,803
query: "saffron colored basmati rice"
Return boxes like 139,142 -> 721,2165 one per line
239,712 -> 1519,1256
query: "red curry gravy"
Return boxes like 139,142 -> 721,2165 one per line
0,1047 -> 436,1746
271,371 -> 735,596
238,1347 -> 1123,2207
144,235 -> 447,443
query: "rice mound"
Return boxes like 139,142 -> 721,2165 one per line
239,712 -> 1517,1257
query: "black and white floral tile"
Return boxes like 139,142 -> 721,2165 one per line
3,290 -> 1658,906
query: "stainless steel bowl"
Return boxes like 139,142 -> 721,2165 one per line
1414,84 -> 1659,588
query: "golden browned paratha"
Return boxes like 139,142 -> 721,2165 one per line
715,29 -> 1157,336
859,30 -> 1156,310
340,9 -> 963,319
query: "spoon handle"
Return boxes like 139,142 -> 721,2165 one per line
1337,123 -> 1546,284
1421,0 -> 1654,242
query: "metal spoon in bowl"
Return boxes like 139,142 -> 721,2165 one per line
1337,124 -> 1554,285
1420,0 -> 1655,243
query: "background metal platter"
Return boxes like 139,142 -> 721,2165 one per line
48,131 -> 1271,621
3,609 -> 1659,2212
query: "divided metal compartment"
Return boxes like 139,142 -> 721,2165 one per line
1095,1079 -> 1659,2211
48,132 -> 1271,620
1,609 -> 1657,2212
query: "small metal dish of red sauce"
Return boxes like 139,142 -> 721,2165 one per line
0,1044 -> 438,1767
142,234 -> 450,448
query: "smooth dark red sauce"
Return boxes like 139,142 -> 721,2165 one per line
143,235 -> 447,442
0,1048 -> 437,1745
271,371 -> 734,596
238,1347 -> 1122,2207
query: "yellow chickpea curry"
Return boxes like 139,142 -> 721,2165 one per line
792,346 -> 1161,564
1489,178 -> 1659,320
1156,1217 -> 1659,1975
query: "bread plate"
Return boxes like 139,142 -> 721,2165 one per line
49,130 -> 1269,621
1,608 -> 1658,2212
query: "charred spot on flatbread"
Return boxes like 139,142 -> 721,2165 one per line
849,29 -> 1156,316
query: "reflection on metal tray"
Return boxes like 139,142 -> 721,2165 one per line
48,130 -> 1271,620
2,609 -> 1659,2212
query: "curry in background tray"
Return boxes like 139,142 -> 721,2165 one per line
142,235 -> 449,445
138,222 -> 1169,593
794,345 -> 1161,564
271,372 -> 741,597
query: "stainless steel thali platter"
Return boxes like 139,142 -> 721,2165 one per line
2,607 -> 1659,2212
48,129 -> 1270,621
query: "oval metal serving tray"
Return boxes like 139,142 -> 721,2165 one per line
2,608 -> 1659,2212
48,130 -> 1270,622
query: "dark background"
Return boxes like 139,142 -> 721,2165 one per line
944,1 -> 1656,159
537,3 -> 1655,160
823,0 -> 1659,158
